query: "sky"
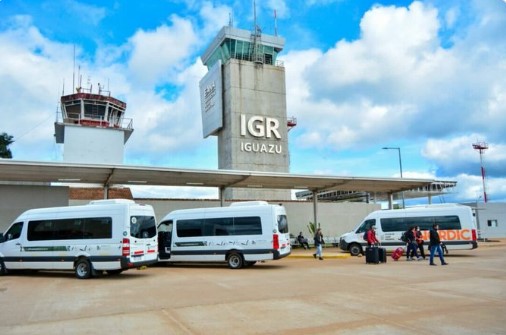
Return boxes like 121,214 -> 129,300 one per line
0,0 -> 505,204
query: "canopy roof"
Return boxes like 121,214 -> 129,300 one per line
0,160 -> 434,195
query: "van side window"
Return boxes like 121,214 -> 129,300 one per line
233,217 -> 262,235
27,217 -> 113,241
176,216 -> 262,237
5,222 -> 23,241
381,215 -> 461,232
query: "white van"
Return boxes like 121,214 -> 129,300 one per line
339,204 -> 478,256
157,201 -> 291,269
0,199 -> 158,279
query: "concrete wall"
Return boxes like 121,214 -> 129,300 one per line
219,59 -> 290,200
0,185 -> 69,232
63,126 -> 125,164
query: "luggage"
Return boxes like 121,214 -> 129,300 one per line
378,247 -> 387,263
391,247 -> 404,261
365,246 -> 379,264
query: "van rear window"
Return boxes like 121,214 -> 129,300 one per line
130,216 -> 157,239
277,215 -> 289,234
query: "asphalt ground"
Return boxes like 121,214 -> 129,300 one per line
0,240 -> 505,335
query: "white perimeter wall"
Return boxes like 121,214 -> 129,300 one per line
70,198 -> 380,240
0,185 -> 69,232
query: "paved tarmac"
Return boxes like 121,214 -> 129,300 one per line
0,240 -> 505,335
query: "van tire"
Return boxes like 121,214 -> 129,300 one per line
0,259 -> 6,275
75,258 -> 92,279
227,252 -> 244,269
349,243 -> 362,256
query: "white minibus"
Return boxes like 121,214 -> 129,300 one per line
339,204 -> 478,256
157,201 -> 291,269
0,199 -> 158,279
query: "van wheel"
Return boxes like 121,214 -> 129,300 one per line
349,243 -> 362,256
0,259 -> 6,275
227,252 -> 244,269
75,259 -> 92,279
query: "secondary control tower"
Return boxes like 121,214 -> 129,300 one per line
199,24 -> 293,200
54,83 -> 133,164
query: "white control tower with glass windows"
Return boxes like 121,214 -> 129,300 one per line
54,84 -> 133,164
199,25 -> 293,200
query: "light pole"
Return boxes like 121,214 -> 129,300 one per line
382,147 -> 405,208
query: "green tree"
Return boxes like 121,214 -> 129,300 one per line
0,133 -> 14,158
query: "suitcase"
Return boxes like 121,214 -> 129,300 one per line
365,246 -> 379,264
391,247 -> 404,261
378,247 -> 387,263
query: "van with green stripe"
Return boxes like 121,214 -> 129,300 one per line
0,199 -> 158,279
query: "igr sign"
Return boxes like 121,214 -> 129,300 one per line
240,114 -> 281,139
239,114 -> 283,155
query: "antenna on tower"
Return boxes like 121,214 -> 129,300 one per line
274,9 -> 278,36
473,141 -> 489,203
228,12 -> 233,27
252,0 -> 261,35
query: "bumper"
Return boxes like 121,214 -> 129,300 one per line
120,257 -> 158,269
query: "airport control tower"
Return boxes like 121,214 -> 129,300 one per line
199,24 -> 294,200
54,84 -> 133,164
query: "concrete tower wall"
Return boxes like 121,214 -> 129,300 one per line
63,126 -> 125,164
219,59 -> 290,200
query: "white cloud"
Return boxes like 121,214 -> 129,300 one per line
127,15 -> 198,86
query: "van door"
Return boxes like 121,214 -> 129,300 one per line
129,215 -> 158,264
157,220 -> 172,260
1,222 -> 25,270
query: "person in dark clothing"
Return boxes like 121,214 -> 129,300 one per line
297,232 -> 310,249
415,226 -> 426,259
429,224 -> 449,266
406,226 -> 422,261
313,228 -> 324,260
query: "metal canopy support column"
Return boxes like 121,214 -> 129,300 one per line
388,193 -> 394,209
104,185 -> 109,199
428,194 -> 432,204
219,187 -> 225,207
313,191 -> 318,231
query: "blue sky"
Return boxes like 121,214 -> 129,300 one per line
1,0 -> 505,204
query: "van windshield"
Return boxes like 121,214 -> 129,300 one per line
130,216 -> 157,239
356,219 -> 376,234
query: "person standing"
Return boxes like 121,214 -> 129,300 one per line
415,226 -> 426,259
406,226 -> 422,261
313,228 -> 325,260
366,225 -> 380,247
429,224 -> 449,266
